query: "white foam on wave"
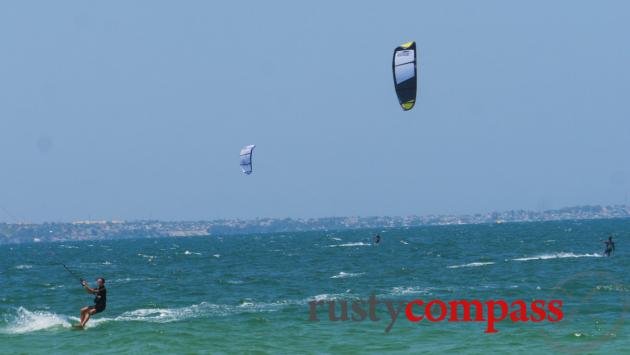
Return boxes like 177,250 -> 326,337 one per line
117,300 -> 290,323
4,295 -> 359,333
111,277 -> 153,283
183,250 -> 201,255
1,307 -> 71,334
447,262 -> 495,269
330,237 -> 342,241
596,284 -> 629,292
237,300 -> 293,312
1,301 -> 294,333
137,253 -> 156,262
400,240 -> 409,245
512,252 -> 602,261
213,254 -> 221,258
116,304 -> 213,323
330,272 -> 365,279
14,264 -> 33,270
306,293 -> 351,302
389,286 -> 432,296
328,242 -> 370,248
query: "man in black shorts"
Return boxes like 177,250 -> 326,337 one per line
603,236 -> 615,257
79,277 -> 107,327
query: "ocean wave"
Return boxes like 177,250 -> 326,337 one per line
328,242 -> 370,248
115,304 -> 215,323
217,279 -> 245,285
447,262 -> 495,269
512,252 -> 602,261
1,307 -> 70,334
183,250 -> 201,255
137,253 -> 156,261
389,286 -> 432,296
111,277 -> 153,283
595,284 -> 629,292
213,254 -> 221,258
330,272 -> 365,279
400,240 -> 409,245
237,300 -> 293,312
387,284 -> 515,296
14,264 -> 32,270
117,301 -> 290,323
1,300 -> 299,333
306,293 -> 351,302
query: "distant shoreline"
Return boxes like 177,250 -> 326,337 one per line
1,204 -> 629,245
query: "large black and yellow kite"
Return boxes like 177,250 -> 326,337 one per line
392,41 -> 417,111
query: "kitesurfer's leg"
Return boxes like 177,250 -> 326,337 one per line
79,306 -> 89,324
80,308 -> 97,327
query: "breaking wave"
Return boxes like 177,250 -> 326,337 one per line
512,252 -> 602,261
447,262 -> 495,269
389,286 -> 433,296
1,299 -> 312,333
305,293 -> 352,302
328,242 -> 370,248
1,307 -> 71,334
330,272 -> 365,279
137,253 -> 156,262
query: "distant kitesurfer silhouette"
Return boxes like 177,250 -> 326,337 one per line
603,236 -> 615,257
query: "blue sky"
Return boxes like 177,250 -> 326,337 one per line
1,1 -> 629,222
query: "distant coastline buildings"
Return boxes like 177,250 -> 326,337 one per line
1,204 -> 629,244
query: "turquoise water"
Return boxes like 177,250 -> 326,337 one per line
1,219 -> 628,354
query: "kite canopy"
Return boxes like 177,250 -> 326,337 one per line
392,41 -> 417,111
240,145 -> 256,175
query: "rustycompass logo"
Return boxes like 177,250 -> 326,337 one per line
308,295 -> 564,333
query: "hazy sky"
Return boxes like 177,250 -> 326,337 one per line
1,1 -> 629,222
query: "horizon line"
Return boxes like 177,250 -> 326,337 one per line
2,203 -> 629,225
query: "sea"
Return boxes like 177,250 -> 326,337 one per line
1,219 -> 628,354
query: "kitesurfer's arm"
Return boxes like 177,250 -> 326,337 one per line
81,280 -> 97,294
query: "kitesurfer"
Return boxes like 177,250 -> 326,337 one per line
603,236 -> 615,257
78,277 -> 107,327
374,234 -> 381,244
